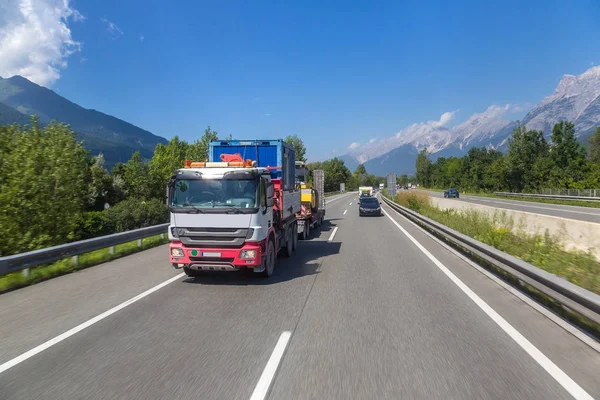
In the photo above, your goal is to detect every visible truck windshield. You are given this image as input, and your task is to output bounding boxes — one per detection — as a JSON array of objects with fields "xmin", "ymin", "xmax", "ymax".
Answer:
[{"xmin": 171, "ymin": 179, "xmax": 258, "ymax": 209}]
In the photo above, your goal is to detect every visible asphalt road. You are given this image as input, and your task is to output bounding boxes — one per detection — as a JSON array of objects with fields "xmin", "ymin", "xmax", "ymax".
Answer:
[
  {"xmin": 1, "ymin": 192, "xmax": 599, "ymax": 399},
  {"xmin": 427, "ymin": 190, "xmax": 600, "ymax": 224}
]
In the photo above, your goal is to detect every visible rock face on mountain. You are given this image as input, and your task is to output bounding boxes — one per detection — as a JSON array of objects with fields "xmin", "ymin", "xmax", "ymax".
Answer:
[
  {"xmin": 0, "ymin": 75, "xmax": 167, "ymax": 167},
  {"xmin": 340, "ymin": 66, "xmax": 600, "ymax": 176},
  {"xmin": 521, "ymin": 66, "xmax": 600, "ymax": 139}
]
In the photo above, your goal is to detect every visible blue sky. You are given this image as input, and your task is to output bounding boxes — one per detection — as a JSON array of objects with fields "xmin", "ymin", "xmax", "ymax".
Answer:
[{"xmin": 1, "ymin": 0, "xmax": 599, "ymax": 160}]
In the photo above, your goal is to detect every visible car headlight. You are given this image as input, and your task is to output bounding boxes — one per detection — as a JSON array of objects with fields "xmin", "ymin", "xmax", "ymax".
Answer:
[
  {"xmin": 171, "ymin": 248, "xmax": 184, "ymax": 257},
  {"xmin": 240, "ymin": 250, "xmax": 257, "ymax": 259}
]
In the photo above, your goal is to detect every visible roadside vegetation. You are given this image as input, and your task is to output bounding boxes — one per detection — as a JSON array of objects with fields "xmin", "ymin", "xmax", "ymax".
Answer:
[
  {"xmin": 394, "ymin": 191, "xmax": 600, "ymax": 295},
  {"xmin": 0, "ymin": 234, "xmax": 169, "ymax": 293},
  {"xmin": 416, "ymin": 122, "xmax": 600, "ymax": 196}
]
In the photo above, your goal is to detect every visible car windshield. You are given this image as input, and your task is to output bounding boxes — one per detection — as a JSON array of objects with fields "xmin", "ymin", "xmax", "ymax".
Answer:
[
  {"xmin": 171, "ymin": 178, "xmax": 258, "ymax": 208},
  {"xmin": 360, "ymin": 198, "xmax": 379, "ymax": 208}
]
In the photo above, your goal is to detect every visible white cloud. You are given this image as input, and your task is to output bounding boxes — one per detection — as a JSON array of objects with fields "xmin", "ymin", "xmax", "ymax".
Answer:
[
  {"xmin": 368, "ymin": 138, "xmax": 376, "ymax": 144},
  {"xmin": 101, "ymin": 17, "xmax": 123, "ymax": 37},
  {"xmin": 348, "ymin": 142, "xmax": 360, "ymax": 149},
  {"xmin": 0, "ymin": 0, "xmax": 83, "ymax": 86}
]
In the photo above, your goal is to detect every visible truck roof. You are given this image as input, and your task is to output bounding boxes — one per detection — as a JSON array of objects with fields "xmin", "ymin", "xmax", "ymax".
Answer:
[{"xmin": 175, "ymin": 166, "xmax": 271, "ymax": 178}]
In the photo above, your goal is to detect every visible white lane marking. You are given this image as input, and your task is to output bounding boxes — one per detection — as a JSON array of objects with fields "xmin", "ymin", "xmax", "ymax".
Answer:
[
  {"xmin": 349, "ymin": 202, "xmax": 353, "ymax": 206},
  {"xmin": 382, "ymin": 210, "xmax": 594, "ymax": 400},
  {"xmin": 384, "ymin": 207, "xmax": 600, "ymax": 353},
  {"xmin": 343, "ymin": 209, "xmax": 347, "ymax": 215},
  {"xmin": 249, "ymin": 331, "xmax": 292, "ymax": 400},
  {"xmin": 0, "ymin": 273, "xmax": 185, "ymax": 375},
  {"xmin": 473, "ymin": 198, "xmax": 600, "ymax": 217},
  {"xmin": 328, "ymin": 227, "xmax": 339, "ymax": 242}
]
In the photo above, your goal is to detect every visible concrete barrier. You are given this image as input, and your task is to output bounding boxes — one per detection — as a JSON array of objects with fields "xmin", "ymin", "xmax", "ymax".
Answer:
[{"xmin": 430, "ymin": 197, "xmax": 600, "ymax": 259}]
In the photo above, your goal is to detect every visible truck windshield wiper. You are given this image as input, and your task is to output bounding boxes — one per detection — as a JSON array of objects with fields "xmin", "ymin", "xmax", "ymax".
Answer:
[
  {"xmin": 212, "ymin": 203, "xmax": 245, "ymax": 213},
  {"xmin": 180, "ymin": 204, "xmax": 205, "ymax": 213}
]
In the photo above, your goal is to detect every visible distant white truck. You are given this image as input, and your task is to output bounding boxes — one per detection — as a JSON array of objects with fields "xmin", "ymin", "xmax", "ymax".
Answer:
[{"xmin": 379, "ymin": 183, "xmax": 384, "ymax": 190}]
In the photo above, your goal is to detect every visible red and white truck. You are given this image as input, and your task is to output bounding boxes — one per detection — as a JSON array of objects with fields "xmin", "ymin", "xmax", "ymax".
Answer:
[{"xmin": 167, "ymin": 139, "xmax": 301, "ymax": 277}]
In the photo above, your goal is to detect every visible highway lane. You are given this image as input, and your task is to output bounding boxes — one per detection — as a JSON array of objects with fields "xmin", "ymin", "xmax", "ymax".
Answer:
[
  {"xmin": 427, "ymin": 190, "xmax": 600, "ymax": 224},
  {"xmin": 1, "ymin": 191, "xmax": 599, "ymax": 399}
]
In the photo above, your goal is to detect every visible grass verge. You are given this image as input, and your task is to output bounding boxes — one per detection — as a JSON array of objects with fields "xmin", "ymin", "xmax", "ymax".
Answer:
[
  {"xmin": 0, "ymin": 233, "xmax": 169, "ymax": 294},
  {"xmin": 395, "ymin": 191, "xmax": 600, "ymax": 295}
]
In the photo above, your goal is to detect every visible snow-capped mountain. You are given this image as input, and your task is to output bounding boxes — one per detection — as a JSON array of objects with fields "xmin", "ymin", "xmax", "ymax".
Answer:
[
  {"xmin": 521, "ymin": 66, "xmax": 600, "ymax": 138},
  {"xmin": 341, "ymin": 65, "xmax": 600, "ymax": 176}
]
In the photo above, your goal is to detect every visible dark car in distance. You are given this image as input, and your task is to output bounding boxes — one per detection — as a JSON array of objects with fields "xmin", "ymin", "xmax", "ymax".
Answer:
[
  {"xmin": 359, "ymin": 197, "xmax": 382, "ymax": 216},
  {"xmin": 444, "ymin": 188, "xmax": 459, "ymax": 198}
]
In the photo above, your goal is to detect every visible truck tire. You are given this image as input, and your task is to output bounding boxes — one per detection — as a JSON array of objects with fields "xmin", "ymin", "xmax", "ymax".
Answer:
[
  {"xmin": 292, "ymin": 222, "xmax": 298, "ymax": 251},
  {"xmin": 183, "ymin": 267, "xmax": 199, "ymax": 278},
  {"xmin": 262, "ymin": 239, "xmax": 276, "ymax": 277},
  {"xmin": 302, "ymin": 224, "xmax": 310, "ymax": 240},
  {"xmin": 282, "ymin": 225, "xmax": 293, "ymax": 257}
]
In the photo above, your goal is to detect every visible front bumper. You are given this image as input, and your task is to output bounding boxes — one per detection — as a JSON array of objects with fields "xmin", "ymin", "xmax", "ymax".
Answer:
[
  {"xmin": 169, "ymin": 241, "xmax": 263, "ymax": 270},
  {"xmin": 359, "ymin": 209, "xmax": 382, "ymax": 216}
]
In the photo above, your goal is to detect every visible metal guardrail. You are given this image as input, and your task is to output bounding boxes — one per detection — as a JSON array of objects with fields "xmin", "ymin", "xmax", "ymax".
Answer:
[
  {"xmin": 381, "ymin": 195, "xmax": 600, "ymax": 326},
  {"xmin": 495, "ymin": 192, "xmax": 600, "ymax": 201},
  {"xmin": 0, "ymin": 223, "xmax": 169, "ymax": 277}
]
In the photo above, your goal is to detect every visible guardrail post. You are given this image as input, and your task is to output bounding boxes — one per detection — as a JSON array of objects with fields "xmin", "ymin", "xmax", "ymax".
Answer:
[
  {"xmin": 72, "ymin": 255, "xmax": 79, "ymax": 267},
  {"xmin": 109, "ymin": 246, "xmax": 115, "ymax": 255},
  {"xmin": 160, "ymin": 233, "xmax": 165, "ymax": 240},
  {"xmin": 137, "ymin": 239, "xmax": 143, "ymax": 248},
  {"xmin": 22, "ymin": 268, "xmax": 29, "ymax": 277}
]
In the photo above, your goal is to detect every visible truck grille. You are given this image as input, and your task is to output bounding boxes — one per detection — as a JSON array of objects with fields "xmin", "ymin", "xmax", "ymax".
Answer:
[{"xmin": 177, "ymin": 227, "xmax": 249, "ymax": 248}]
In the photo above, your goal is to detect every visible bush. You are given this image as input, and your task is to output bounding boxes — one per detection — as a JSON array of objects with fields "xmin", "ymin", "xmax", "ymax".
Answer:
[
  {"xmin": 396, "ymin": 191, "xmax": 431, "ymax": 212},
  {"xmin": 74, "ymin": 211, "xmax": 116, "ymax": 240},
  {"xmin": 105, "ymin": 198, "xmax": 169, "ymax": 232}
]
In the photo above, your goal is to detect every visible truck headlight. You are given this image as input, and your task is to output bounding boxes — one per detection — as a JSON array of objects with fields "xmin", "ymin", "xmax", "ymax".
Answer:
[
  {"xmin": 240, "ymin": 250, "xmax": 256, "ymax": 259},
  {"xmin": 171, "ymin": 248, "xmax": 184, "ymax": 257}
]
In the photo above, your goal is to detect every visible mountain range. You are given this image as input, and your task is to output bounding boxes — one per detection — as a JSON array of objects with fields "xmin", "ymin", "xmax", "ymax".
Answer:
[
  {"xmin": 0, "ymin": 75, "xmax": 167, "ymax": 167},
  {"xmin": 341, "ymin": 66, "xmax": 600, "ymax": 176}
]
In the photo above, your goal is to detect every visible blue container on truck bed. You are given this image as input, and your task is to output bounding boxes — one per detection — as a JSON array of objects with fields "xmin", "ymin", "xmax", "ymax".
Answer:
[{"xmin": 209, "ymin": 139, "xmax": 296, "ymax": 191}]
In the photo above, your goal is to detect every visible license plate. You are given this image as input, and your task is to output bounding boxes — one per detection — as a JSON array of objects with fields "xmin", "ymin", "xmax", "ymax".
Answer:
[{"xmin": 201, "ymin": 252, "xmax": 221, "ymax": 257}]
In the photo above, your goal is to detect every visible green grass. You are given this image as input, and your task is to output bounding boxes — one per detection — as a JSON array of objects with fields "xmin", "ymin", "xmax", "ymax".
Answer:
[
  {"xmin": 422, "ymin": 187, "xmax": 600, "ymax": 209},
  {"xmin": 0, "ymin": 234, "xmax": 169, "ymax": 293},
  {"xmin": 395, "ymin": 192, "xmax": 600, "ymax": 295}
]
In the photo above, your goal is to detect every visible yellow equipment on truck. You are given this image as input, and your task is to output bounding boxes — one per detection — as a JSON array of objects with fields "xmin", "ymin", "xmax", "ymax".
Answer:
[{"xmin": 295, "ymin": 161, "xmax": 325, "ymax": 240}]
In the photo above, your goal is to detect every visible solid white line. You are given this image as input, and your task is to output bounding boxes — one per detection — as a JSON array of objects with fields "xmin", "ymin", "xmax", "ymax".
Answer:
[
  {"xmin": 328, "ymin": 227, "xmax": 339, "ymax": 242},
  {"xmin": 249, "ymin": 331, "xmax": 292, "ymax": 400},
  {"xmin": 343, "ymin": 209, "xmax": 347, "ymax": 215},
  {"xmin": 0, "ymin": 272, "xmax": 185, "ymax": 375},
  {"xmin": 382, "ymin": 211, "xmax": 594, "ymax": 400},
  {"xmin": 475, "ymin": 199, "xmax": 599, "ymax": 217}
]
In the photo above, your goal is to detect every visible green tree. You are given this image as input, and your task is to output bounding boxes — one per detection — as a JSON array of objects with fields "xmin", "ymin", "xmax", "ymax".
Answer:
[
  {"xmin": 123, "ymin": 151, "xmax": 151, "ymax": 199},
  {"xmin": 548, "ymin": 121, "xmax": 588, "ymax": 188},
  {"xmin": 506, "ymin": 124, "xmax": 549, "ymax": 192},
  {"xmin": 148, "ymin": 136, "xmax": 189, "ymax": 199},
  {"xmin": 588, "ymin": 127, "xmax": 600, "ymax": 164},
  {"xmin": 188, "ymin": 125, "xmax": 218, "ymax": 161},
  {"xmin": 415, "ymin": 149, "xmax": 432, "ymax": 187},
  {"xmin": 284, "ymin": 135, "xmax": 307, "ymax": 162},
  {"xmin": 321, "ymin": 157, "xmax": 352, "ymax": 192},
  {"xmin": 0, "ymin": 119, "xmax": 89, "ymax": 255},
  {"xmin": 354, "ymin": 164, "xmax": 367, "ymax": 175},
  {"xmin": 87, "ymin": 153, "xmax": 116, "ymax": 210}
]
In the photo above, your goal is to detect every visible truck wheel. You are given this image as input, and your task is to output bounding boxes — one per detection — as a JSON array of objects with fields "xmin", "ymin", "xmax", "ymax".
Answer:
[
  {"xmin": 303, "ymin": 224, "xmax": 310, "ymax": 240},
  {"xmin": 283, "ymin": 225, "xmax": 293, "ymax": 257},
  {"xmin": 262, "ymin": 240, "xmax": 276, "ymax": 277},
  {"xmin": 183, "ymin": 267, "xmax": 199, "ymax": 278},
  {"xmin": 292, "ymin": 223, "xmax": 298, "ymax": 251}
]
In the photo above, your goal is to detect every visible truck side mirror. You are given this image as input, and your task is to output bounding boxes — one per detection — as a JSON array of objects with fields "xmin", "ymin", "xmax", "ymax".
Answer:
[{"xmin": 266, "ymin": 182, "xmax": 274, "ymax": 207}]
